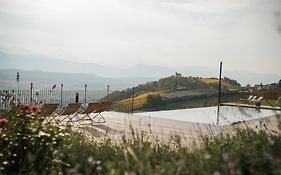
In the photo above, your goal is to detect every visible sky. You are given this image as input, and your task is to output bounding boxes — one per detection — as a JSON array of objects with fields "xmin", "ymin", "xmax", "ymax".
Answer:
[{"xmin": 0, "ymin": 0, "xmax": 281, "ymax": 75}]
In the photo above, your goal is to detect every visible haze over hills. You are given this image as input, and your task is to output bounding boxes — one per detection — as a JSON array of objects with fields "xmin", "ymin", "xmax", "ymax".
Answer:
[
  {"xmin": 0, "ymin": 51, "xmax": 280, "ymax": 88},
  {"xmin": 0, "ymin": 69, "xmax": 158, "ymax": 90}
]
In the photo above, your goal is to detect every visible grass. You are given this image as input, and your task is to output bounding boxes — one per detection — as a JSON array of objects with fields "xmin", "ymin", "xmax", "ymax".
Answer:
[
  {"xmin": 112, "ymin": 91, "xmax": 163, "ymax": 112},
  {"xmin": 1, "ymin": 106, "xmax": 281, "ymax": 174},
  {"xmin": 59, "ymin": 125, "xmax": 281, "ymax": 175},
  {"xmin": 261, "ymin": 99, "xmax": 281, "ymax": 107},
  {"xmin": 200, "ymin": 78, "xmax": 233, "ymax": 88}
]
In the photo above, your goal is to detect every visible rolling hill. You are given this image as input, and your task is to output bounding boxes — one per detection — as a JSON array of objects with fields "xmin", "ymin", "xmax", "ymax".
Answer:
[{"xmin": 107, "ymin": 75, "xmax": 243, "ymax": 112}]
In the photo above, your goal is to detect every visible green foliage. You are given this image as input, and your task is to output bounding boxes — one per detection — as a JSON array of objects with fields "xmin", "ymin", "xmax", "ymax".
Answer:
[
  {"xmin": 195, "ymin": 129, "xmax": 274, "ymax": 175},
  {"xmin": 59, "ymin": 127, "xmax": 281, "ymax": 175},
  {"xmin": 143, "ymin": 95, "xmax": 165, "ymax": 110},
  {"xmin": 0, "ymin": 105, "xmax": 71, "ymax": 174},
  {"xmin": 223, "ymin": 77, "xmax": 241, "ymax": 87},
  {"xmin": 1, "ymin": 106, "xmax": 281, "ymax": 174}
]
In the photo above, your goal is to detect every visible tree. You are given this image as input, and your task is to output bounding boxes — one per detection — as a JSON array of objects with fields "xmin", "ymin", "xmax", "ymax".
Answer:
[{"xmin": 144, "ymin": 95, "xmax": 164, "ymax": 109}]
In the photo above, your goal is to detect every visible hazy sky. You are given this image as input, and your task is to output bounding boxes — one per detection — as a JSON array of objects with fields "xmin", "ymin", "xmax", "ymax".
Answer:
[{"xmin": 0, "ymin": 0, "xmax": 281, "ymax": 75}]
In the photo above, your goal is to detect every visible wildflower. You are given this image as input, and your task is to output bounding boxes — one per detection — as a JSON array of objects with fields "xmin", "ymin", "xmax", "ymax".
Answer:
[
  {"xmin": 39, "ymin": 130, "xmax": 51, "ymax": 137},
  {"xmin": 0, "ymin": 118, "xmax": 9, "ymax": 126},
  {"xmin": 20, "ymin": 104, "xmax": 30, "ymax": 111},
  {"xmin": 204, "ymin": 153, "xmax": 211, "ymax": 160},
  {"xmin": 87, "ymin": 156, "xmax": 94, "ymax": 163},
  {"xmin": 31, "ymin": 105, "xmax": 41, "ymax": 113}
]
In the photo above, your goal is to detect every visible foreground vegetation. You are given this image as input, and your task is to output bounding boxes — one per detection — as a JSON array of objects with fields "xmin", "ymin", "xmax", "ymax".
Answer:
[{"xmin": 1, "ymin": 105, "xmax": 281, "ymax": 174}]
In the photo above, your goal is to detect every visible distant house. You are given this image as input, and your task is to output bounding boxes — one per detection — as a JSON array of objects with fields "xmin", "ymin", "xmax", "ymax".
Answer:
[{"xmin": 253, "ymin": 84, "xmax": 271, "ymax": 91}]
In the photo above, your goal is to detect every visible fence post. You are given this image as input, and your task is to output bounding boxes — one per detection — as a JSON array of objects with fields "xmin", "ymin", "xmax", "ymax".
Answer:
[
  {"xmin": 131, "ymin": 87, "xmax": 135, "ymax": 114},
  {"xmin": 30, "ymin": 83, "xmax": 33, "ymax": 105},
  {"xmin": 60, "ymin": 84, "xmax": 63, "ymax": 106},
  {"xmin": 84, "ymin": 84, "xmax": 87, "ymax": 106},
  {"xmin": 217, "ymin": 61, "xmax": 223, "ymax": 126},
  {"xmin": 16, "ymin": 72, "xmax": 20, "ymax": 105},
  {"xmin": 75, "ymin": 92, "xmax": 79, "ymax": 103},
  {"xmin": 107, "ymin": 85, "xmax": 110, "ymax": 102}
]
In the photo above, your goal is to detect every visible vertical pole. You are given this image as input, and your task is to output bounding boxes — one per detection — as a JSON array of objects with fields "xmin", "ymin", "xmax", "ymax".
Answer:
[
  {"xmin": 107, "ymin": 85, "xmax": 110, "ymax": 102},
  {"xmin": 84, "ymin": 84, "xmax": 87, "ymax": 106},
  {"xmin": 218, "ymin": 61, "xmax": 223, "ymax": 105},
  {"xmin": 16, "ymin": 72, "xmax": 19, "ymax": 105},
  {"xmin": 30, "ymin": 83, "xmax": 33, "ymax": 105},
  {"xmin": 75, "ymin": 92, "xmax": 79, "ymax": 103},
  {"xmin": 131, "ymin": 87, "xmax": 135, "ymax": 114},
  {"xmin": 60, "ymin": 84, "xmax": 63, "ymax": 106},
  {"xmin": 217, "ymin": 61, "xmax": 223, "ymax": 126}
]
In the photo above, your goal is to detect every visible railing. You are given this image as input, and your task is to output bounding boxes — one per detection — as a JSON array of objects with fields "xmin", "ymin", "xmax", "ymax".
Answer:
[
  {"xmin": 0, "ymin": 89, "xmax": 110, "ymax": 111},
  {"xmin": 0, "ymin": 87, "xmax": 137, "ymax": 115},
  {"xmin": 1, "ymin": 88, "xmax": 280, "ymax": 116}
]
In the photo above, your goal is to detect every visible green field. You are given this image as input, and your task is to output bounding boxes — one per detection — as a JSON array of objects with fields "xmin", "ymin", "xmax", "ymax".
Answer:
[{"xmin": 162, "ymin": 89, "xmax": 217, "ymax": 99}]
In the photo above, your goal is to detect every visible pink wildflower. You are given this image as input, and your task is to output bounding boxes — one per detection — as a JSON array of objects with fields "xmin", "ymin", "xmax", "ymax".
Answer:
[
  {"xmin": 0, "ymin": 118, "xmax": 9, "ymax": 126},
  {"xmin": 20, "ymin": 104, "xmax": 30, "ymax": 111},
  {"xmin": 31, "ymin": 105, "xmax": 39, "ymax": 112}
]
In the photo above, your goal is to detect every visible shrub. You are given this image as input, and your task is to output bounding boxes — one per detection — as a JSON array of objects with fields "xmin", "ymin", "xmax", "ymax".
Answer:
[{"xmin": 0, "ymin": 104, "xmax": 71, "ymax": 174}]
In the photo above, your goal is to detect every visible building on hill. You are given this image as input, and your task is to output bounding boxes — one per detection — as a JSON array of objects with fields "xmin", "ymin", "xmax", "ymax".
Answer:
[{"xmin": 175, "ymin": 72, "xmax": 182, "ymax": 77}]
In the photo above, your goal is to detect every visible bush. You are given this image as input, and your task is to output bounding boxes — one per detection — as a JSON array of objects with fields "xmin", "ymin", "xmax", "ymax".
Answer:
[{"xmin": 0, "ymin": 104, "xmax": 71, "ymax": 174}]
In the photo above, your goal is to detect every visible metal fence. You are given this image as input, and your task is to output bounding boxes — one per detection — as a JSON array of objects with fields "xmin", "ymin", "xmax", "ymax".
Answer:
[
  {"xmin": 0, "ymin": 89, "xmax": 110, "ymax": 110},
  {"xmin": 1, "ymin": 88, "xmax": 280, "ymax": 115},
  {"xmin": 0, "ymin": 87, "xmax": 137, "ymax": 114}
]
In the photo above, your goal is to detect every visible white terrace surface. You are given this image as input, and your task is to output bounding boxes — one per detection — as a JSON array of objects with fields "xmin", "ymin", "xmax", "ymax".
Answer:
[{"xmin": 70, "ymin": 108, "xmax": 281, "ymax": 145}]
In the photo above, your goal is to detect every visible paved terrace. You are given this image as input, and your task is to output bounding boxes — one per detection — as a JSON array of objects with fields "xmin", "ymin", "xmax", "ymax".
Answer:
[{"xmin": 70, "ymin": 111, "xmax": 281, "ymax": 146}]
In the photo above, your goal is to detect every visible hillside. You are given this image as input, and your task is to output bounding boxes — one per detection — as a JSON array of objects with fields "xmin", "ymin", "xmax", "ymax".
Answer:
[
  {"xmin": 108, "ymin": 75, "xmax": 240, "ymax": 100},
  {"xmin": 108, "ymin": 75, "xmax": 242, "ymax": 112}
]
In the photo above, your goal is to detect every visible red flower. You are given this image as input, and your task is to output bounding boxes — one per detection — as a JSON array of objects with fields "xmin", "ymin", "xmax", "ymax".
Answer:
[
  {"xmin": 0, "ymin": 118, "xmax": 9, "ymax": 126},
  {"xmin": 31, "ymin": 105, "xmax": 39, "ymax": 112},
  {"xmin": 20, "ymin": 104, "xmax": 30, "ymax": 111}
]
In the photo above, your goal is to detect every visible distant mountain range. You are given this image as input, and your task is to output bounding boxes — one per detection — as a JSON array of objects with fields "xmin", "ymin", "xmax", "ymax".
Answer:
[
  {"xmin": 0, "ymin": 69, "xmax": 158, "ymax": 90},
  {"xmin": 0, "ymin": 50, "xmax": 280, "ymax": 89}
]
